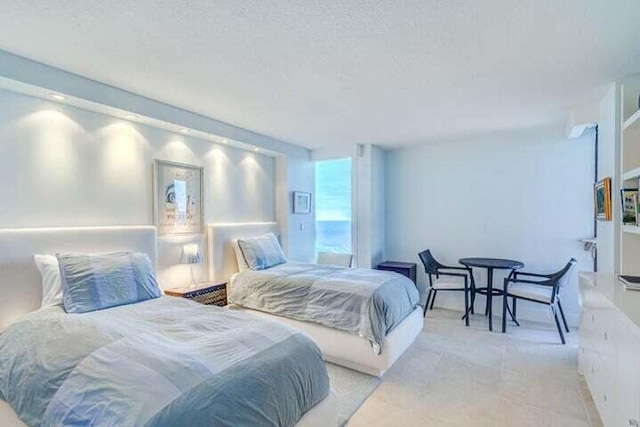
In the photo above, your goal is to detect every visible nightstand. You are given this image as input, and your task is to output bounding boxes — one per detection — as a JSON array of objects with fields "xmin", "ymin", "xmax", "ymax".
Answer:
[
  {"xmin": 164, "ymin": 281, "xmax": 228, "ymax": 306},
  {"xmin": 376, "ymin": 261, "xmax": 417, "ymax": 285}
]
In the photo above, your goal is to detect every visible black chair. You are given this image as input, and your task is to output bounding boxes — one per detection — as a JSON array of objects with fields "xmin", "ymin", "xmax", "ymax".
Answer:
[
  {"xmin": 418, "ymin": 250, "xmax": 472, "ymax": 326},
  {"xmin": 501, "ymin": 258, "xmax": 577, "ymax": 344}
]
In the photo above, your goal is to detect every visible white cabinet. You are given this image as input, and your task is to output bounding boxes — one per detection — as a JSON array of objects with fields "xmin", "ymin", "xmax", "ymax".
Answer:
[
  {"xmin": 579, "ymin": 273, "xmax": 640, "ymax": 427},
  {"xmin": 614, "ymin": 326, "xmax": 640, "ymax": 427}
]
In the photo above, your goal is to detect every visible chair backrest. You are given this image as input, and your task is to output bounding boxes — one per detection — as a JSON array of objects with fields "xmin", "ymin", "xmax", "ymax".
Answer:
[
  {"xmin": 418, "ymin": 249, "xmax": 440, "ymax": 274},
  {"xmin": 317, "ymin": 251, "xmax": 353, "ymax": 268},
  {"xmin": 552, "ymin": 257, "xmax": 577, "ymax": 298}
]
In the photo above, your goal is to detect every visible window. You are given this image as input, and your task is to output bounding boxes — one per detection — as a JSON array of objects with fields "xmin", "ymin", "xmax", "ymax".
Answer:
[{"xmin": 315, "ymin": 157, "xmax": 352, "ymax": 254}]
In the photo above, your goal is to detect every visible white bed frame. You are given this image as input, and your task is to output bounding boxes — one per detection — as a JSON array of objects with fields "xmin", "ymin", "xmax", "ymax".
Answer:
[
  {"xmin": 208, "ymin": 222, "xmax": 424, "ymax": 377},
  {"xmin": 0, "ymin": 225, "xmax": 335, "ymax": 427},
  {"xmin": 0, "ymin": 226, "xmax": 158, "ymax": 331}
]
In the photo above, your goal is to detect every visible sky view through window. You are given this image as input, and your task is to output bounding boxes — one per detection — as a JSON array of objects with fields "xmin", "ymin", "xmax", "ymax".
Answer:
[{"xmin": 315, "ymin": 157, "xmax": 352, "ymax": 253}]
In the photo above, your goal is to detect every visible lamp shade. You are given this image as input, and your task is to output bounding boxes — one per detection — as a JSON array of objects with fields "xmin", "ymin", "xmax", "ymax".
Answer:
[{"xmin": 181, "ymin": 244, "xmax": 201, "ymax": 264}]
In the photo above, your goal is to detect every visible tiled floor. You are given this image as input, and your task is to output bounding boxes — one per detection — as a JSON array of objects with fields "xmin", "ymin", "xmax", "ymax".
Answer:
[{"xmin": 349, "ymin": 308, "xmax": 603, "ymax": 427}]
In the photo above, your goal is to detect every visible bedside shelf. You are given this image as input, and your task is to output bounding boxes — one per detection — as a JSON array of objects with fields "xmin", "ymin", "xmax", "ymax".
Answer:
[
  {"xmin": 623, "ymin": 167, "xmax": 640, "ymax": 181},
  {"xmin": 622, "ymin": 225, "xmax": 640, "ymax": 235},
  {"xmin": 624, "ymin": 110, "xmax": 640, "ymax": 131}
]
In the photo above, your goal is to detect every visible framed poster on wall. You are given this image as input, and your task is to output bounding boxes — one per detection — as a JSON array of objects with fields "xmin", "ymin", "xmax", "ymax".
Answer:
[
  {"xmin": 621, "ymin": 188, "xmax": 639, "ymax": 225},
  {"xmin": 293, "ymin": 191, "xmax": 312, "ymax": 214},
  {"xmin": 153, "ymin": 160, "xmax": 204, "ymax": 235},
  {"xmin": 594, "ymin": 177, "xmax": 612, "ymax": 221}
]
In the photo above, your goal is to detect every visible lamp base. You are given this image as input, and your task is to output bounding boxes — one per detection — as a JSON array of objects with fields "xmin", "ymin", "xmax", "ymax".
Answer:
[{"xmin": 187, "ymin": 265, "xmax": 198, "ymax": 288}]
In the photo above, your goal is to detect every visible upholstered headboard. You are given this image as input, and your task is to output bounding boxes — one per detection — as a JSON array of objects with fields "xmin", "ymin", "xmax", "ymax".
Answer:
[
  {"xmin": 0, "ymin": 226, "xmax": 157, "ymax": 330},
  {"xmin": 207, "ymin": 222, "xmax": 279, "ymax": 281}
]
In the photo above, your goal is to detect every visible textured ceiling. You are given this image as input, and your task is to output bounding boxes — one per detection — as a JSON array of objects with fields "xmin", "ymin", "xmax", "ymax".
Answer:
[{"xmin": 0, "ymin": 0, "xmax": 638, "ymax": 149}]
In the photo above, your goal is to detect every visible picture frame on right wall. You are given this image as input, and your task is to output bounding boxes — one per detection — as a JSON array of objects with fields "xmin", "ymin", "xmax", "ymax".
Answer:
[
  {"xmin": 293, "ymin": 191, "xmax": 312, "ymax": 214},
  {"xmin": 621, "ymin": 188, "xmax": 639, "ymax": 225},
  {"xmin": 594, "ymin": 177, "xmax": 612, "ymax": 221}
]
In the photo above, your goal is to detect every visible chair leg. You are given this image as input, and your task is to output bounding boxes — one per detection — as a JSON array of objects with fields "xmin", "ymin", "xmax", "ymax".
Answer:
[
  {"xmin": 423, "ymin": 289, "xmax": 433, "ymax": 317},
  {"xmin": 430, "ymin": 290, "xmax": 438, "ymax": 310},
  {"xmin": 470, "ymin": 274, "xmax": 476, "ymax": 315},
  {"xmin": 502, "ymin": 291, "xmax": 507, "ymax": 333},
  {"xmin": 506, "ymin": 300, "xmax": 520, "ymax": 327},
  {"xmin": 512, "ymin": 297, "xmax": 517, "ymax": 320},
  {"xmin": 557, "ymin": 300, "xmax": 570, "ymax": 333},
  {"xmin": 552, "ymin": 306, "xmax": 566, "ymax": 345},
  {"xmin": 469, "ymin": 286, "xmax": 476, "ymax": 315},
  {"xmin": 485, "ymin": 295, "xmax": 489, "ymax": 316},
  {"xmin": 464, "ymin": 288, "xmax": 470, "ymax": 327}
]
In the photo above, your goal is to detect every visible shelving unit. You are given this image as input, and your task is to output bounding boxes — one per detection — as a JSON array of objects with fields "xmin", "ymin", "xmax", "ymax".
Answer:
[
  {"xmin": 624, "ymin": 109, "xmax": 640, "ymax": 131},
  {"xmin": 586, "ymin": 74, "xmax": 640, "ymax": 427},
  {"xmin": 622, "ymin": 225, "xmax": 640, "ymax": 235},
  {"xmin": 619, "ymin": 76, "xmax": 640, "ymax": 276},
  {"xmin": 622, "ymin": 167, "xmax": 640, "ymax": 182}
]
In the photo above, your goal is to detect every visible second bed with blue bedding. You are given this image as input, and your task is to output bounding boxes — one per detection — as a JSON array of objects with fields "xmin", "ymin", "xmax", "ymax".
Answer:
[{"xmin": 229, "ymin": 262, "xmax": 421, "ymax": 354}]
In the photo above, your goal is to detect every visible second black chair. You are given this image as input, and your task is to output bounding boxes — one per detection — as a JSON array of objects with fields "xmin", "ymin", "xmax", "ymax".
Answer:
[
  {"xmin": 501, "ymin": 258, "xmax": 577, "ymax": 344},
  {"xmin": 418, "ymin": 249, "xmax": 472, "ymax": 326}
]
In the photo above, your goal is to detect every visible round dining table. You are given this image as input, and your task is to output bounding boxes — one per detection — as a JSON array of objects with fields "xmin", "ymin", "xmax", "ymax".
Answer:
[{"xmin": 458, "ymin": 257, "xmax": 524, "ymax": 331}]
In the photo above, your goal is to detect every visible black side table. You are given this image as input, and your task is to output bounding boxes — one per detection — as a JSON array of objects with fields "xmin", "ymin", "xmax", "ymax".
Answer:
[{"xmin": 377, "ymin": 261, "xmax": 417, "ymax": 285}]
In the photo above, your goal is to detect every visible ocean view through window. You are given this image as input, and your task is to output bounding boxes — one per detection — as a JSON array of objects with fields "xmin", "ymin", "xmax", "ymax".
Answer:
[{"xmin": 315, "ymin": 157, "xmax": 352, "ymax": 254}]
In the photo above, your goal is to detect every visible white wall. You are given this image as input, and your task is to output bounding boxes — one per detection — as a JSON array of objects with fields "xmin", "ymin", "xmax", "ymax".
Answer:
[
  {"xmin": 597, "ymin": 83, "xmax": 620, "ymax": 273},
  {"xmin": 355, "ymin": 145, "xmax": 386, "ymax": 268},
  {"xmin": 355, "ymin": 147, "xmax": 372, "ymax": 268},
  {"xmin": 370, "ymin": 145, "xmax": 386, "ymax": 267},
  {"xmin": 385, "ymin": 128, "xmax": 594, "ymax": 326},
  {"xmin": 0, "ymin": 89, "xmax": 276, "ymax": 287},
  {"xmin": 275, "ymin": 156, "xmax": 316, "ymax": 263}
]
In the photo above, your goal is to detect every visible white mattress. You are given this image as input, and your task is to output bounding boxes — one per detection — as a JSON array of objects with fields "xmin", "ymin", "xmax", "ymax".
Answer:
[{"xmin": 229, "ymin": 304, "xmax": 424, "ymax": 377}]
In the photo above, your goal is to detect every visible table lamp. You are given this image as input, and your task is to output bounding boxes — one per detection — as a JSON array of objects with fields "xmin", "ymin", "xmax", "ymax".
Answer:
[{"xmin": 181, "ymin": 244, "xmax": 201, "ymax": 287}]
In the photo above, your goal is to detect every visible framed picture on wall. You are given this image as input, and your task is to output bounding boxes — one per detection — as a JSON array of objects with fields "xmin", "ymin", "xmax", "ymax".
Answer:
[
  {"xmin": 293, "ymin": 191, "xmax": 312, "ymax": 214},
  {"xmin": 594, "ymin": 177, "xmax": 612, "ymax": 221},
  {"xmin": 153, "ymin": 160, "xmax": 204, "ymax": 235},
  {"xmin": 621, "ymin": 188, "xmax": 639, "ymax": 225}
]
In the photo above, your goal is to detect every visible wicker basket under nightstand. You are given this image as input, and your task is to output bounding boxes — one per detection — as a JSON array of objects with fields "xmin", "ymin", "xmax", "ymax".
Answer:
[{"xmin": 164, "ymin": 281, "xmax": 228, "ymax": 307}]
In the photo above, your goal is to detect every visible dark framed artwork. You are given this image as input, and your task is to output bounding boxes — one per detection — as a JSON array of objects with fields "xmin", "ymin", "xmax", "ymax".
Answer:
[
  {"xmin": 594, "ymin": 177, "xmax": 612, "ymax": 221},
  {"xmin": 621, "ymin": 188, "xmax": 639, "ymax": 225},
  {"xmin": 293, "ymin": 191, "xmax": 312, "ymax": 214},
  {"xmin": 153, "ymin": 160, "xmax": 204, "ymax": 235}
]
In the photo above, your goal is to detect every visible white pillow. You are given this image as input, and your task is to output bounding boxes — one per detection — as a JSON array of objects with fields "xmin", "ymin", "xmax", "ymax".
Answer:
[
  {"xmin": 34, "ymin": 254, "xmax": 63, "ymax": 308},
  {"xmin": 232, "ymin": 239, "xmax": 250, "ymax": 271},
  {"xmin": 237, "ymin": 233, "xmax": 287, "ymax": 270}
]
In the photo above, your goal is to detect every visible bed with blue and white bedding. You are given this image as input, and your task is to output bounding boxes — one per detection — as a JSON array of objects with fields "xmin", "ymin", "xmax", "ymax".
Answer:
[
  {"xmin": 229, "ymin": 262, "xmax": 421, "ymax": 354},
  {"xmin": 0, "ymin": 297, "xmax": 330, "ymax": 427}
]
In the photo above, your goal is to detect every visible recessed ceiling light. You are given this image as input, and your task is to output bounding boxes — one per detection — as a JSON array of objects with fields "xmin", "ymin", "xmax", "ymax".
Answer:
[
  {"xmin": 253, "ymin": 148, "xmax": 260, "ymax": 152},
  {"xmin": 125, "ymin": 113, "xmax": 138, "ymax": 120},
  {"xmin": 179, "ymin": 128, "xmax": 189, "ymax": 134},
  {"xmin": 221, "ymin": 139, "xmax": 228, "ymax": 143},
  {"xmin": 49, "ymin": 93, "xmax": 66, "ymax": 101}
]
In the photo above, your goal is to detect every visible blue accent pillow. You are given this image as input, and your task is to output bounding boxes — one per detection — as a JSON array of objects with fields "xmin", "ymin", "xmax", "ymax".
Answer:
[
  {"xmin": 57, "ymin": 252, "xmax": 161, "ymax": 314},
  {"xmin": 237, "ymin": 233, "xmax": 287, "ymax": 270}
]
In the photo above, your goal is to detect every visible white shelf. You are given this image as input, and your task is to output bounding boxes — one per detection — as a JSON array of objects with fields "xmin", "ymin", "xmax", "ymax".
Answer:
[
  {"xmin": 623, "ymin": 225, "xmax": 640, "ymax": 235},
  {"xmin": 623, "ymin": 167, "xmax": 640, "ymax": 181},
  {"xmin": 624, "ymin": 110, "xmax": 640, "ymax": 131}
]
